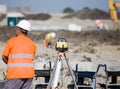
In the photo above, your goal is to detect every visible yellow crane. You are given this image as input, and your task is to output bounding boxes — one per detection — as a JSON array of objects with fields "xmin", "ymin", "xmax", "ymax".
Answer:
[{"xmin": 109, "ymin": 0, "xmax": 120, "ymax": 30}]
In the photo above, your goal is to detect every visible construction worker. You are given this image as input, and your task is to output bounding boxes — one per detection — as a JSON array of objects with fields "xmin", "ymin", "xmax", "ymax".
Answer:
[
  {"xmin": 43, "ymin": 33, "xmax": 52, "ymax": 47},
  {"xmin": 96, "ymin": 16, "xmax": 104, "ymax": 31},
  {"xmin": 2, "ymin": 20, "xmax": 37, "ymax": 89},
  {"xmin": 43, "ymin": 32, "xmax": 56, "ymax": 48}
]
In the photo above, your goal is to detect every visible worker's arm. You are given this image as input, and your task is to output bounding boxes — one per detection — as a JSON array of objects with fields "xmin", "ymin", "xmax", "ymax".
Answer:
[
  {"xmin": 2, "ymin": 41, "xmax": 10, "ymax": 64},
  {"xmin": 2, "ymin": 55, "xmax": 8, "ymax": 64}
]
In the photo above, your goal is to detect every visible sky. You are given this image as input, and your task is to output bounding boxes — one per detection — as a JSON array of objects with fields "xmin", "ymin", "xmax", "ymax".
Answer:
[{"xmin": 0, "ymin": 0, "xmax": 109, "ymax": 13}]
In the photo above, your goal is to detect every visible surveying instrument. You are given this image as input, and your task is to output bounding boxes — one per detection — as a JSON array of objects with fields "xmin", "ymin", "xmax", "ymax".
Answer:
[{"xmin": 46, "ymin": 38, "xmax": 77, "ymax": 89}]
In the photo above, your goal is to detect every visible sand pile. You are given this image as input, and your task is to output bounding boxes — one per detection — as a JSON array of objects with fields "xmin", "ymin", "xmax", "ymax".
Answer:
[
  {"xmin": 24, "ymin": 13, "xmax": 51, "ymax": 20},
  {"xmin": 1, "ymin": 26, "xmax": 120, "ymax": 45},
  {"xmin": 62, "ymin": 8, "xmax": 110, "ymax": 20}
]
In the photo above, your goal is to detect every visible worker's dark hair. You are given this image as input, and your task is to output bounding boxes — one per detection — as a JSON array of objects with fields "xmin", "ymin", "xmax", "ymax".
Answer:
[{"xmin": 18, "ymin": 27, "xmax": 28, "ymax": 35}]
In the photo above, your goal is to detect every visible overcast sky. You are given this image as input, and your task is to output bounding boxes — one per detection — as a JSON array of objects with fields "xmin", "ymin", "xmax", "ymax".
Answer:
[{"xmin": 0, "ymin": 0, "xmax": 109, "ymax": 13}]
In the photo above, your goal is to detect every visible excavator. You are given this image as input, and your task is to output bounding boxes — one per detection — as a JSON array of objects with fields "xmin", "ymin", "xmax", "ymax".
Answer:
[{"xmin": 109, "ymin": 0, "xmax": 120, "ymax": 30}]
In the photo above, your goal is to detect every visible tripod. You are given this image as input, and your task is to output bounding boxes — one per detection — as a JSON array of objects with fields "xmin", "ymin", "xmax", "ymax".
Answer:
[{"xmin": 46, "ymin": 51, "xmax": 77, "ymax": 89}]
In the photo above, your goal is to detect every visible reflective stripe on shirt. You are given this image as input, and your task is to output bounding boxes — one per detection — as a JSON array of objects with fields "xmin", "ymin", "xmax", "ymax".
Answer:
[
  {"xmin": 7, "ymin": 63, "xmax": 34, "ymax": 67},
  {"xmin": 9, "ymin": 54, "xmax": 34, "ymax": 59}
]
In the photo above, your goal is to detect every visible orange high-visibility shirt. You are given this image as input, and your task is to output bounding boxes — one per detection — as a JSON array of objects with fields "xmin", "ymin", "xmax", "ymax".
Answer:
[
  {"xmin": 96, "ymin": 19, "xmax": 103, "ymax": 27},
  {"xmin": 3, "ymin": 35, "xmax": 37, "ymax": 79}
]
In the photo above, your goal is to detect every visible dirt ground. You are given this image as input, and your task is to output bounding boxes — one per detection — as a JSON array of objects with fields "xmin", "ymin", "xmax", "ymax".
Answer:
[
  {"xmin": 0, "ymin": 8, "xmax": 120, "ymax": 89},
  {"xmin": 0, "ymin": 26, "xmax": 120, "ymax": 89}
]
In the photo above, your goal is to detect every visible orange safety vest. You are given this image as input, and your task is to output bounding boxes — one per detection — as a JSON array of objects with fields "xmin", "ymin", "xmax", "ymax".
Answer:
[
  {"xmin": 96, "ymin": 19, "xmax": 102, "ymax": 27},
  {"xmin": 3, "ymin": 35, "xmax": 36, "ymax": 79}
]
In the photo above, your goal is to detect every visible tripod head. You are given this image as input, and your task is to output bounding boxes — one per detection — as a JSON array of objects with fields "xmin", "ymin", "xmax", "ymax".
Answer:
[{"xmin": 55, "ymin": 38, "xmax": 68, "ymax": 52}]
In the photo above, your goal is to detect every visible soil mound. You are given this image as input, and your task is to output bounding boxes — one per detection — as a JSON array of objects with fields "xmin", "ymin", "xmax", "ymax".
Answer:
[
  {"xmin": 63, "ymin": 8, "xmax": 111, "ymax": 20},
  {"xmin": 0, "ymin": 26, "xmax": 120, "ymax": 45},
  {"xmin": 54, "ymin": 29, "xmax": 120, "ymax": 45},
  {"xmin": 24, "ymin": 13, "xmax": 51, "ymax": 20}
]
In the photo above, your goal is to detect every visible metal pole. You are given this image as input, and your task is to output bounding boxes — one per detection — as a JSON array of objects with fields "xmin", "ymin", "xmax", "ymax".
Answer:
[{"xmin": 65, "ymin": 57, "xmax": 77, "ymax": 89}]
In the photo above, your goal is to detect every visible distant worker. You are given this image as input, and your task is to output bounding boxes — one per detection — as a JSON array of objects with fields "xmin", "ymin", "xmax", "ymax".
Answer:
[
  {"xmin": 96, "ymin": 16, "xmax": 104, "ymax": 31},
  {"xmin": 2, "ymin": 20, "xmax": 37, "ymax": 89},
  {"xmin": 43, "ymin": 32, "xmax": 56, "ymax": 48}
]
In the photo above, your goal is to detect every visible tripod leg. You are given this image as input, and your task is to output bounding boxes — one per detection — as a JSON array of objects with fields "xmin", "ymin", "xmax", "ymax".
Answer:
[
  {"xmin": 65, "ymin": 58, "xmax": 77, "ymax": 89},
  {"xmin": 47, "ymin": 60, "xmax": 58, "ymax": 88},
  {"xmin": 52, "ymin": 59, "xmax": 62, "ymax": 88}
]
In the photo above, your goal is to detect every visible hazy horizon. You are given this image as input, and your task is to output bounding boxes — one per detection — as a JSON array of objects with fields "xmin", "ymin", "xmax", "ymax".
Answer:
[{"xmin": 0, "ymin": 0, "xmax": 109, "ymax": 13}]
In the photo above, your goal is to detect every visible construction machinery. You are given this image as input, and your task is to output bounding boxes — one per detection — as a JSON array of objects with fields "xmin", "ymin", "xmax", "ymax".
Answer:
[{"xmin": 109, "ymin": 0, "xmax": 120, "ymax": 30}]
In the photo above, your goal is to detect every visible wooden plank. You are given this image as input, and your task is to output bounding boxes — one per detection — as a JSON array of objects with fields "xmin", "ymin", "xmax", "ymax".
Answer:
[
  {"xmin": 70, "ymin": 62, "xmax": 98, "ymax": 72},
  {"xmin": 104, "ymin": 62, "xmax": 120, "ymax": 72},
  {"xmin": 34, "ymin": 61, "xmax": 54, "ymax": 70}
]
